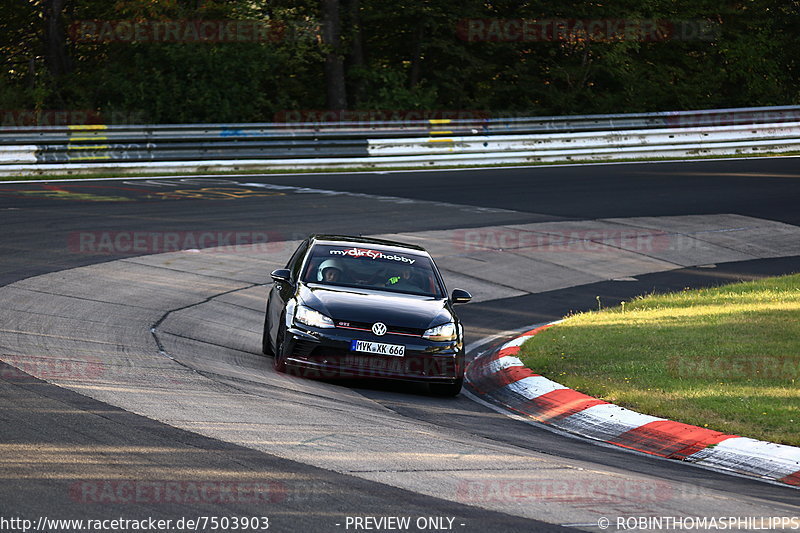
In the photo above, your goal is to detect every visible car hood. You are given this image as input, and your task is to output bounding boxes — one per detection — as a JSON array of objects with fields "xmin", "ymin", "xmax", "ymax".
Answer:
[{"xmin": 299, "ymin": 284, "xmax": 452, "ymax": 330}]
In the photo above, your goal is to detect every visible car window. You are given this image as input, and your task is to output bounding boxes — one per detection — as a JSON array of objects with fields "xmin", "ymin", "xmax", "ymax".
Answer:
[
  {"xmin": 302, "ymin": 244, "xmax": 443, "ymax": 298},
  {"xmin": 287, "ymin": 240, "xmax": 309, "ymax": 281}
]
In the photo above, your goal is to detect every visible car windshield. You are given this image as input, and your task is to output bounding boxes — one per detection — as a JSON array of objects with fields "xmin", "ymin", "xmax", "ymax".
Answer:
[{"xmin": 302, "ymin": 244, "xmax": 443, "ymax": 298}]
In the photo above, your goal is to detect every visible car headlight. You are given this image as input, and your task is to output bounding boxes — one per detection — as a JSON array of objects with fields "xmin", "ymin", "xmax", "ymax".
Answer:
[
  {"xmin": 423, "ymin": 322, "xmax": 457, "ymax": 341},
  {"xmin": 295, "ymin": 305, "xmax": 335, "ymax": 329}
]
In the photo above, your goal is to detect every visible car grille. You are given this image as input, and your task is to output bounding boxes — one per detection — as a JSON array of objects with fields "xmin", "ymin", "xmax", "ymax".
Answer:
[{"xmin": 334, "ymin": 320, "xmax": 424, "ymax": 337}]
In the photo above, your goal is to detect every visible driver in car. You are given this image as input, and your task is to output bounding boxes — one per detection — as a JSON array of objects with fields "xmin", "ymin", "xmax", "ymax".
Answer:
[
  {"xmin": 385, "ymin": 265, "xmax": 421, "ymax": 291},
  {"xmin": 317, "ymin": 258, "xmax": 345, "ymax": 283}
]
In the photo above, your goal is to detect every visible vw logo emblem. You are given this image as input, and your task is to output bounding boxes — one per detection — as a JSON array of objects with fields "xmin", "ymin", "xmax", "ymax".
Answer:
[{"xmin": 371, "ymin": 322, "xmax": 387, "ymax": 336}]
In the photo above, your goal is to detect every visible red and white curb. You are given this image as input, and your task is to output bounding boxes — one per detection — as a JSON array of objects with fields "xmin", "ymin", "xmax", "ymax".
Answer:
[{"xmin": 465, "ymin": 324, "xmax": 800, "ymax": 487}]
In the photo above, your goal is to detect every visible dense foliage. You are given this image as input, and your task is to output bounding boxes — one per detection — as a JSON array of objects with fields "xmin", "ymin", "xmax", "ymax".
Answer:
[{"xmin": 2, "ymin": 0, "xmax": 799, "ymax": 124}]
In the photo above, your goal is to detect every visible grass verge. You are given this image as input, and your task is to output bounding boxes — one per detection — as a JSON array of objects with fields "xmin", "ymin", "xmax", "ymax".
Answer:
[{"xmin": 519, "ymin": 273, "xmax": 800, "ymax": 446}]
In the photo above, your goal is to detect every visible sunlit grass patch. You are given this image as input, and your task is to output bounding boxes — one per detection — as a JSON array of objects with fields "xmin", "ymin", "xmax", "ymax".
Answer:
[{"xmin": 519, "ymin": 274, "xmax": 800, "ymax": 446}]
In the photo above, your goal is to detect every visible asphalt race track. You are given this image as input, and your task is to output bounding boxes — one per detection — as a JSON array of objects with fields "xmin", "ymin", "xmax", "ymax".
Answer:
[{"xmin": 1, "ymin": 157, "xmax": 799, "ymax": 532}]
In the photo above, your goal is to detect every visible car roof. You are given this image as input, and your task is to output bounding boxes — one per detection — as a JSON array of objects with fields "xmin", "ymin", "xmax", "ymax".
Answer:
[{"xmin": 309, "ymin": 234, "xmax": 430, "ymax": 255}]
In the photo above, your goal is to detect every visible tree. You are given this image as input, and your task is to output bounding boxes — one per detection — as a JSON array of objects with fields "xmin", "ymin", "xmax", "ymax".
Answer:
[
  {"xmin": 321, "ymin": 0, "xmax": 347, "ymax": 109},
  {"xmin": 1, "ymin": 0, "xmax": 798, "ymax": 123},
  {"xmin": 43, "ymin": 0, "xmax": 71, "ymax": 78}
]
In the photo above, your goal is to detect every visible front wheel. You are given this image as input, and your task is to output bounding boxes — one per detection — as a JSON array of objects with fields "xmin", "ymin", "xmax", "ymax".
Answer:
[
  {"xmin": 430, "ymin": 378, "xmax": 463, "ymax": 397},
  {"xmin": 273, "ymin": 319, "xmax": 288, "ymax": 373},
  {"xmin": 261, "ymin": 314, "xmax": 274, "ymax": 356}
]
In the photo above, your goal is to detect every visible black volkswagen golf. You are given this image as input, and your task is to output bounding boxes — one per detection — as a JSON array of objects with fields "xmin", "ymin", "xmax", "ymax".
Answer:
[{"xmin": 262, "ymin": 235, "xmax": 472, "ymax": 395}]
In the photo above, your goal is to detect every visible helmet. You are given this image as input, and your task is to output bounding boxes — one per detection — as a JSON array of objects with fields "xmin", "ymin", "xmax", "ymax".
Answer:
[{"xmin": 317, "ymin": 258, "xmax": 345, "ymax": 281}]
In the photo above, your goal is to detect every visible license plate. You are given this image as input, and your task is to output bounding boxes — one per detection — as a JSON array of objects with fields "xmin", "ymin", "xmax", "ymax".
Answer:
[{"xmin": 350, "ymin": 339, "xmax": 405, "ymax": 357}]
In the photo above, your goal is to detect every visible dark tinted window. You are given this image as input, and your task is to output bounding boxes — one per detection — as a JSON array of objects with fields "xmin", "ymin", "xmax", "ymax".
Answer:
[
  {"xmin": 287, "ymin": 240, "xmax": 309, "ymax": 280},
  {"xmin": 302, "ymin": 244, "xmax": 443, "ymax": 297}
]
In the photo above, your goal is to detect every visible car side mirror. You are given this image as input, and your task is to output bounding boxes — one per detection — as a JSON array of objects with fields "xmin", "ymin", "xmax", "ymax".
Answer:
[
  {"xmin": 270, "ymin": 269, "xmax": 292, "ymax": 284},
  {"xmin": 451, "ymin": 288, "xmax": 472, "ymax": 304}
]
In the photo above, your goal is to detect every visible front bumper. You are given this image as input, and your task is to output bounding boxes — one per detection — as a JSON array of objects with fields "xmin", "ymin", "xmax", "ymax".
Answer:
[{"xmin": 282, "ymin": 325, "xmax": 464, "ymax": 383}]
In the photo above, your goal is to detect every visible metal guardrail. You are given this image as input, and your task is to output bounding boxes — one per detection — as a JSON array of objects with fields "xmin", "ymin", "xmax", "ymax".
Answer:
[
  {"xmin": 368, "ymin": 122, "xmax": 800, "ymax": 155},
  {"xmin": 1, "ymin": 105, "xmax": 799, "ymax": 175}
]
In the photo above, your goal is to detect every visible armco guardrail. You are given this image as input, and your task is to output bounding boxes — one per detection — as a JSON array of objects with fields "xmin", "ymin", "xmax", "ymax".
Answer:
[
  {"xmin": 367, "ymin": 122, "xmax": 800, "ymax": 157},
  {"xmin": 1, "ymin": 105, "xmax": 799, "ymax": 176}
]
